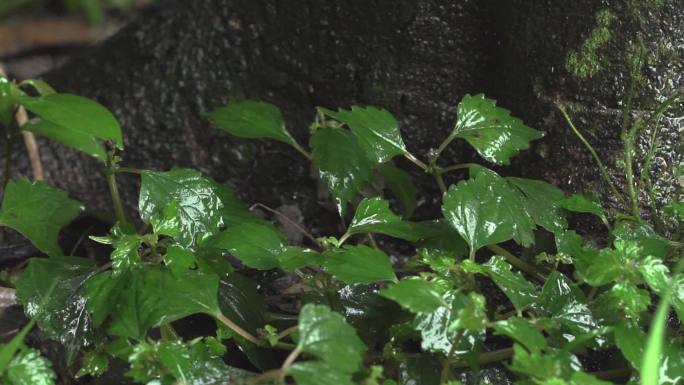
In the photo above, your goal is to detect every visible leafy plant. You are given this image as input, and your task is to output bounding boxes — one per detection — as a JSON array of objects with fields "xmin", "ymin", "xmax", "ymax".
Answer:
[{"xmin": 0, "ymin": 65, "xmax": 682, "ymax": 385}]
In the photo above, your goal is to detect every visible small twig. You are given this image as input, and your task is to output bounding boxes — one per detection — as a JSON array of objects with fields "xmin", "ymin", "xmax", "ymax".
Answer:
[
  {"xmin": 440, "ymin": 331, "xmax": 462, "ymax": 384},
  {"xmin": 215, "ymin": 313, "xmax": 295, "ymax": 351},
  {"xmin": 279, "ymin": 347, "xmax": 302, "ymax": 382},
  {"xmin": 439, "ymin": 163, "xmax": 477, "ymax": 174},
  {"xmin": 250, "ymin": 203, "xmax": 322, "ymax": 249},
  {"xmin": 275, "ymin": 325, "xmax": 298, "ymax": 341},
  {"xmin": 291, "ymin": 141, "xmax": 312, "ymax": 161},
  {"xmin": 240, "ymin": 369, "xmax": 283, "ymax": 385},
  {"xmin": 403, "ymin": 152, "xmax": 428, "ymax": 171},
  {"xmin": 450, "ymin": 347, "xmax": 514, "ymax": 369}
]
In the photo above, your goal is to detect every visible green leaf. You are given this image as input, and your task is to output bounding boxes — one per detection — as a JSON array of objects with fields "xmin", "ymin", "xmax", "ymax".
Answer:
[
  {"xmin": 451, "ymin": 94, "xmax": 543, "ymax": 165},
  {"xmin": 5, "ymin": 348, "xmax": 56, "ymax": 385},
  {"xmin": 380, "ymin": 279, "xmax": 445, "ymax": 313},
  {"xmin": 0, "ymin": 178, "xmax": 82, "ymax": 257},
  {"xmin": 442, "ymin": 169, "xmax": 535, "ymax": 254},
  {"xmin": 613, "ymin": 220, "xmax": 669, "ymax": 259},
  {"xmin": 107, "ymin": 267, "xmax": 220, "ymax": 339},
  {"xmin": 217, "ymin": 274, "xmax": 269, "ymax": 336},
  {"xmin": 609, "ymin": 281, "xmax": 650, "ymax": 319},
  {"xmin": 414, "ymin": 291, "xmax": 483, "ymax": 356},
  {"xmin": 638, "ymin": 256, "xmax": 671, "ymax": 294},
  {"xmin": 289, "ymin": 361, "xmax": 356, "ymax": 385},
  {"xmin": 18, "ymin": 79, "xmax": 56, "ymax": 96},
  {"xmin": 573, "ymin": 248, "xmax": 622, "ymax": 286},
  {"xmin": 539, "ymin": 272, "xmax": 602, "ymax": 343},
  {"xmin": 665, "ymin": 200, "xmax": 684, "ymax": 221},
  {"xmin": 75, "ymin": 351, "xmax": 108, "ymax": 379},
  {"xmin": 207, "ymin": 100, "xmax": 297, "ymax": 145},
  {"xmin": 139, "ymin": 168, "xmax": 224, "ymax": 248},
  {"xmin": 568, "ymin": 372, "xmax": 614, "ymax": 385},
  {"xmin": 378, "ymin": 163, "xmax": 417, "ymax": 217},
  {"xmin": 508, "ymin": 344, "xmax": 572, "ymax": 380},
  {"xmin": 319, "ymin": 106, "xmax": 407, "ymax": 163},
  {"xmin": 23, "ymin": 119, "xmax": 106, "ymax": 160},
  {"xmin": 311, "ymin": 127, "xmax": 373, "ymax": 214},
  {"xmin": 493, "ymin": 317, "xmax": 546, "ymax": 354},
  {"xmin": 323, "ymin": 245, "xmax": 397, "ymax": 284},
  {"xmin": 295, "ymin": 304, "xmax": 366, "ymax": 373},
  {"xmin": 163, "ymin": 244, "xmax": 197, "ymax": 274},
  {"xmin": 276, "ymin": 247, "xmax": 320, "ymax": 272},
  {"xmin": 157, "ymin": 340, "xmax": 250, "ymax": 385},
  {"xmin": 614, "ymin": 321, "xmax": 644, "ymax": 369},
  {"xmin": 0, "ymin": 76, "xmax": 16, "ymax": 127},
  {"xmin": 15, "ymin": 256, "xmax": 96, "ymax": 363},
  {"xmin": 560, "ymin": 193, "xmax": 605, "ymax": 220},
  {"xmin": 19, "ymin": 93, "xmax": 123, "ymax": 149},
  {"xmin": 109, "ymin": 231, "xmax": 143, "ymax": 275},
  {"xmin": 348, "ymin": 197, "xmax": 421, "ymax": 241},
  {"xmin": 202, "ymin": 222, "xmax": 284, "ymax": 270},
  {"xmin": 507, "ymin": 177, "xmax": 567, "ymax": 234},
  {"xmin": 482, "ymin": 256, "xmax": 538, "ymax": 311}
]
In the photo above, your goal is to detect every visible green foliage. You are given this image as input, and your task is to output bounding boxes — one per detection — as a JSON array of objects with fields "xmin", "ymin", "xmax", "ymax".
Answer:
[
  {"xmin": 0, "ymin": 178, "xmax": 82, "ymax": 257},
  {"xmin": 3, "ymin": 80, "xmax": 682, "ymax": 385}
]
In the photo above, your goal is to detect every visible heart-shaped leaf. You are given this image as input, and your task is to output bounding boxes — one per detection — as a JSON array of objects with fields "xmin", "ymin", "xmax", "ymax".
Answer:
[
  {"xmin": 380, "ymin": 279, "xmax": 445, "ymax": 313},
  {"xmin": 310, "ymin": 127, "xmax": 373, "ymax": 214},
  {"xmin": 207, "ymin": 100, "xmax": 296, "ymax": 145},
  {"xmin": 23, "ymin": 119, "xmax": 107, "ymax": 160},
  {"xmin": 201, "ymin": 222, "xmax": 285, "ymax": 270},
  {"xmin": 451, "ymin": 94, "xmax": 543, "ymax": 165},
  {"xmin": 319, "ymin": 106, "xmax": 406, "ymax": 163},
  {"xmin": 482, "ymin": 256, "xmax": 538, "ymax": 311}
]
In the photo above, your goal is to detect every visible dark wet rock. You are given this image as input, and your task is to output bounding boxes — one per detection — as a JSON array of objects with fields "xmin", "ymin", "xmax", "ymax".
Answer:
[{"xmin": 3, "ymin": 0, "xmax": 681, "ymax": 228}]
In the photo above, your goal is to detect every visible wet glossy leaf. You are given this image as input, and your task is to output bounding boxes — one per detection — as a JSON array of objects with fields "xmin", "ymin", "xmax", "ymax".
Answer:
[
  {"xmin": 295, "ymin": 304, "xmax": 366, "ymax": 373},
  {"xmin": 323, "ymin": 245, "xmax": 397, "ymax": 284},
  {"xmin": 107, "ymin": 267, "xmax": 220, "ymax": 339},
  {"xmin": 289, "ymin": 361, "xmax": 355, "ymax": 385},
  {"xmin": 0, "ymin": 76, "xmax": 15, "ymax": 126},
  {"xmin": 19, "ymin": 93, "xmax": 123, "ymax": 149},
  {"xmin": 23, "ymin": 119, "xmax": 106, "ymax": 160},
  {"xmin": 378, "ymin": 163, "xmax": 417, "ymax": 217},
  {"xmin": 609, "ymin": 281, "xmax": 650, "ymax": 318},
  {"xmin": 398, "ymin": 355, "xmax": 442, "ymax": 385},
  {"xmin": 507, "ymin": 177, "xmax": 567, "ymax": 234},
  {"xmin": 319, "ymin": 106, "xmax": 406, "ymax": 163},
  {"xmin": 452, "ymin": 94, "xmax": 543, "ymax": 165},
  {"xmin": 5, "ymin": 348, "xmax": 56, "ymax": 385},
  {"xmin": 414, "ymin": 292, "xmax": 484, "ymax": 356},
  {"xmin": 276, "ymin": 247, "xmax": 320, "ymax": 272},
  {"xmin": 455, "ymin": 292, "xmax": 488, "ymax": 331},
  {"xmin": 311, "ymin": 127, "xmax": 373, "ymax": 214},
  {"xmin": 539, "ymin": 272, "xmax": 602, "ymax": 343},
  {"xmin": 638, "ymin": 256, "xmax": 670, "ymax": 294},
  {"xmin": 613, "ymin": 220, "xmax": 669, "ymax": 259},
  {"xmin": 18, "ymin": 79, "xmax": 56, "ymax": 96},
  {"xmin": 207, "ymin": 100, "xmax": 296, "ymax": 145},
  {"xmin": 157, "ymin": 340, "xmax": 251, "ymax": 385},
  {"xmin": 560, "ymin": 193, "xmax": 605, "ymax": 220},
  {"xmin": 15, "ymin": 256, "xmax": 96, "ymax": 363},
  {"xmin": 482, "ymin": 256, "xmax": 538, "ymax": 311},
  {"xmin": 217, "ymin": 274, "xmax": 268, "ymax": 336},
  {"xmin": 665, "ymin": 200, "xmax": 684, "ymax": 221},
  {"xmin": 573, "ymin": 248, "xmax": 622, "ymax": 286},
  {"xmin": 567, "ymin": 372, "xmax": 613, "ymax": 385},
  {"xmin": 348, "ymin": 197, "xmax": 421, "ymax": 241},
  {"xmin": 414, "ymin": 220, "xmax": 469, "ymax": 258},
  {"xmin": 0, "ymin": 178, "xmax": 82, "ymax": 257},
  {"xmin": 75, "ymin": 351, "xmax": 108, "ymax": 379},
  {"xmin": 164, "ymin": 244, "xmax": 197, "ymax": 274},
  {"xmin": 139, "ymin": 168, "xmax": 224, "ymax": 248},
  {"xmin": 110, "ymin": 233, "xmax": 143, "ymax": 275},
  {"xmin": 84, "ymin": 270, "xmax": 128, "ymax": 327},
  {"xmin": 202, "ymin": 222, "xmax": 284, "ymax": 270},
  {"xmin": 380, "ymin": 279, "xmax": 446, "ymax": 313},
  {"xmin": 442, "ymin": 169, "xmax": 534, "ymax": 255},
  {"xmin": 508, "ymin": 345, "xmax": 574, "ymax": 380},
  {"xmin": 493, "ymin": 317, "xmax": 546, "ymax": 354}
]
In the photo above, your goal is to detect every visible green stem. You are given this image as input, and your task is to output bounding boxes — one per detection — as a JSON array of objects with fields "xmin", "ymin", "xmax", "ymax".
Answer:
[
  {"xmin": 440, "ymin": 331, "xmax": 462, "ymax": 384},
  {"xmin": 450, "ymin": 347, "xmax": 514, "ymax": 369},
  {"xmin": 487, "ymin": 244, "xmax": 547, "ymax": 282},
  {"xmin": 116, "ymin": 166, "xmax": 144, "ymax": 175},
  {"xmin": 433, "ymin": 170, "xmax": 447, "ymax": 195},
  {"xmin": 622, "ymin": 117, "xmax": 642, "ymax": 218},
  {"xmin": 557, "ymin": 105, "xmax": 624, "ymax": 204},
  {"xmin": 439, "ymin": 163, "xmax": 477, "ymax": 174},
  {"xmin": 105, "ymin": 169, "xmax": 127, "ymax": 224},
  {"xmin": 434, "ymin": 133, "xmax": 458, "ymax": 160},
  {"xmin": 291, "ymin": 141, "xmax": 312, "ymax": 161},
  {"xmin": 279, "ymin": 347, "xmax": 301, "ymax": 382},
  {"xmin": 404, "ymin": 152, "xmax": 428, "ymax": 171}
]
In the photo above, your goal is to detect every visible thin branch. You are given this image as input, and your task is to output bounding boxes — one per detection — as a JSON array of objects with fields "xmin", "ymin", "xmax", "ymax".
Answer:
[
  {"xmin": 487, "ymin": 244, "xmax": 547, "ymax": 282},
  {"xmin": 250, "ymin": 203, "xmax": 322, "ymax": 250}
]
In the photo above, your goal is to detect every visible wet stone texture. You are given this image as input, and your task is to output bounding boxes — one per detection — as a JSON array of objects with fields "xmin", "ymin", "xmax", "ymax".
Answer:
[{"xmin": 5, "ymin": 0, "xmax": 682, "ymax": 230}]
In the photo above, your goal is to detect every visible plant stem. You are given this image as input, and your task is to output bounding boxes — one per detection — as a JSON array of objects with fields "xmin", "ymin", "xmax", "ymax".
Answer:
[
  {"xmin": 557, "ymin": 105, "xmax": 625, "ymax": 204},
  {"xmin": 622, "ymin": 117, "xmax": 642, "ymax": 218},
  {"xmin": 450, "ymin": 347, "xmax": 514, "ymax": 369},
  {"xmin": 440, "ymin": 331, "xmax": 461, "ymax": 384},
  {"xmin": 404, "ymin": 152, "xmax": 428, "ymax": 171},
  {"xmin": 215, "ymin": 313, "xmax": 295, "ymax": 350},
  {"xmin": 241, "ymin": 369, "xmax": 283, "ymax": 385},
  {"xmin": 279, "ymin": 347, "xmax": 301, "ymax": 382},
  {"xmin": 291, "ymin": 141, "xmax": 312, "ymax": 161},
  {"xmin": 439, "ymin": 163, "xmax": 477, "ymax": 174},
  {"xmin": 116, "ymin": 166, "xmax": 143, "ymax": 175},
  {"xmin": 434, "ymin": 133, "xmax": 457, "ymax": 161},
  {"xmin": 433, "ymin": 170, "xmax": 447, "ymax": 195},
  {"xmin": 250, "ymin": 203, "xmax": 322, "ymax": 250},
  {"xmin": 487, "ymin": 244, "xmax": 547, "ymax": 282},
  {"xmin": 105, "ymin": 169, "xmax": 127, "ymax": 224}
]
